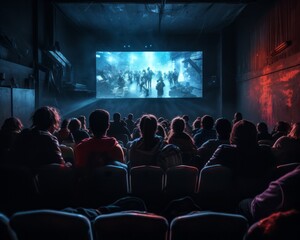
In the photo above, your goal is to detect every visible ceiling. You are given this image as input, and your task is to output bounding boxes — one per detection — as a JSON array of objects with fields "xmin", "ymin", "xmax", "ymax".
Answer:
[{"xmin": 56, "ymin": 1, "xmax": 254, "ymax": 37}]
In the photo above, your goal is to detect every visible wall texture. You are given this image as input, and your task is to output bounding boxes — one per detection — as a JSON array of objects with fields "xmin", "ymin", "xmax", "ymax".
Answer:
[{"xmin": 235, "ymin": 0, "xmax": 300, "ymax": 127}]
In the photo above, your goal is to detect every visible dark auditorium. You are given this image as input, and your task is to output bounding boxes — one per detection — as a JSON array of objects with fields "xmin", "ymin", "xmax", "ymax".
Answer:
[{"xmin": 1, "ymin": 0, "xmax": 300, "ymax": 239}]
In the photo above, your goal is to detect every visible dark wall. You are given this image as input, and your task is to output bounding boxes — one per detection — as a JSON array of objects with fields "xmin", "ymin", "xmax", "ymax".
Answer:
[{"xmin": 235, "ymin": 0, "xmax": 300, "ymax": 127}]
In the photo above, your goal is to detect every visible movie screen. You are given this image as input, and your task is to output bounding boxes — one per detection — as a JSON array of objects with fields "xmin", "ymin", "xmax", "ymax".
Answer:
[{"xmin": 96, "ymin": 51, "xmax": 203, "ymax": 98}]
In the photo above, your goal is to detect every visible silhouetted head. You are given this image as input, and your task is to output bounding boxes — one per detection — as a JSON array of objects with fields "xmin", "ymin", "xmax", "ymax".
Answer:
[
  {"xmin": 78, "ymin": 115, "xmax": 87, "ymax": 129},
  {"xmin": 215, "ymin": 118, "xmax": 232, "ymax": 140},
  {"xmin": 139, "ymin": 114, "xmax": 157, "ymax": 140},
  {"xmin": 257, "ymin": 122, "xmax": 269, "ymax": 134},
  {"xmin": 171, "ymin": 117, "xmax": 185, "ymax": 134},
  {"xmin": 89, "ymin": 109, "xmax": 110, "ymax": 137},
  {"xmin": 182, "ymin": 115, "xmax": 189, "ymax": 122},
  {"xmin": 127, "ymin": 113, "xmax": 133, "ymax": 121},
  {"xmin": 1, "ymin": 117, "xmax": 23, "ymax": 132},
  {"xmin": 68, "ymin": 118, "xmax": 81, "ymax": 132},
  {"xmin": 275, "ymin": 121, "xmax": 291, "ymax": 133},
  {"xmin": 230, "ymin": 120, "xmax": 257, "ymax": 147},
  {"xmin": 201, "ymin": 115, "xmax": 214, "ymax": 130},
  {"xmin": 31, "ymin": 106, "xmax": 60, "ymax": 132},
  {"xmin": 60, "ymin": 119, "xmax": 70, "ymax": 129},
  {"xmin": 192, "ymin": 118, "xmax": 201, "ymax": 130},
  {"xmin": 113, "ymin": 112, "xmax": 121, "ymax": 122}
]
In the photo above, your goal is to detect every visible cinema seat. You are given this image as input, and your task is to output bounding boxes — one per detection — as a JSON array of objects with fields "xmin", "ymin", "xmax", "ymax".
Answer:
[
  {"xmin": 165, "ymin": 165, "xmax": 198, "ymax": 202},
  {"xmin": 10, "ymin": 209, "xmax": 93, "ymax": 240},
  {"xmin": 0, "ymin": 213, "xmax": 17, "ymax": 240},
  {"xmin": 130, "ymin": 165, "xmax": 165, "ymax": 212},
  {"xmin": 169, "ymin": 211, "xmax": 248, "ymax": 240},
  {"xmin": 94, "ymin": 211, "xmax": 168, "ymax": 240}
]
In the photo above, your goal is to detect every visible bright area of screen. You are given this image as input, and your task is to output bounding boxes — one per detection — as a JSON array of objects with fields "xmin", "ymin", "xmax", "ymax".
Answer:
[{"xmin": 96, "ymin": 51, "xmax": 203, "ymax": 99}]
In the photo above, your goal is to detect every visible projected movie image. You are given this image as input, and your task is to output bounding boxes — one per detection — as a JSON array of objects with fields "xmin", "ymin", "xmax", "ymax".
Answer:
[{"xmin": 96, "ymin": 51, "xmax": 203, "ymax": 98}]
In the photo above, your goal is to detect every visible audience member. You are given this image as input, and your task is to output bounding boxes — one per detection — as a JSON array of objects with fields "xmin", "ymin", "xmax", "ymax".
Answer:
[
  {"xmin": 167, "ymin": 116, "xmax": 197, "ymax": 164},
  {"xmin": 197, "ymin": 117, "xmax": 231, "ymax": 164},
  {"xmin": 257, "ymin": 122, "xmax": 272, "ymax": 141},
  {"xmin": 206, "ymin": 120, "xmax": 275, "ymax": 199},
  {"xmin": 238, "ymin": 165, "xmax": 300, "ymax": 224},
  {"xmin": 244, "ymin": 210, "xmax": 300, "ymax": 240},
  {"xmin": 182, "ymin": 115, "xmax": 192, "ymax": 135},
  {"xmin": 157, "ymin": 123, "xmax": 167, "ymax": 140},
  {"xmin": 271, "ymin": 121, "xmax": 291, "ymax": 141},
  {"xmin": 193, "ymin": 115, "xmax": 217, "ymax": 148},
  {"xmin": 54, "ymin": 118, "xmax": 74, "ymax": 146},
  {"xmin": 232, "ymin": 112, "xmax": 243, "ymax": 125},
  {"xmin": 125, "ymin": 113, "xmax": 135, "ymax": 134},
  {"xmin": 74, "ymin": 109, "xmax": 125, "ymax": 172},
  {"xmin": 191, "ymin": 117, "xmax": 201, "ymax": 136},
  {"xmin": 127, "ymin": 114, "xmax": 165, "ymax": 167},
  {"xmin": 11, "ymin": 106, "xmax": 68, "ymax": 170},
  {"xmin": 272, "ymin": 122, "xmax": 300, "ymax": 165},
  {"xmin": 68, "ymin": 118, "xmax": 90, "ymax": 144},
  {"xmin": 107, "ymin": 112, "xmax": 131, "ymax": 145},
  {"xmin": 0, "ymin": 117, "xmax": 23, "ymax": 163},
  {"xmin": 78, "ymin": 115, "xmax": 89, "ymax": 133}
]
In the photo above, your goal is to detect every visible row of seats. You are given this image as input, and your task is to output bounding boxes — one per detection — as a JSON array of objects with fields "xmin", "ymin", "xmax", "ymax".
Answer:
[
  {"xmin": 0, "ymin": 209, "xmax": 249, "ymax": 240},
  {"xmin": 1, "ymin": 162, "xmax": 298, "ymax": 214}
]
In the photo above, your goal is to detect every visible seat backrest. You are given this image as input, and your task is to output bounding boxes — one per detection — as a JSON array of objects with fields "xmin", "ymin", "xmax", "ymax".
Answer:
[
  {"xmin": 86, "ymin": 165, "xmax": 129, "ymax": 206},
  {"xmin": 94, "ymin": 211, "xmax": 169, "ymax": 240},
  {"xmin": 197, "ymin": 164, "xmax": 236, "ymax": 212},
  {"xmin": 170, "ymin": 211, "xmax": 248, "ymax": 240},
  {"xmin": 10, "ymin": 209, "xmax": 93, "ymax": 240},
  {"xmin": 0, "ymin": 213, "xmax": 17, "ymax": 240},
  {"xmin": 165, "ymin": 165, "xmax": 198, "ymax": 201},
  {"xmin": 130, "ymin": 165, "xmax": 165, "ymax": 212},
  {"xmin": 0, "ymin": 164, "xmax": 38, "ymax": 215},
  {"xmin": 35, "ymin": 163, "xmax": 78, "ymax": 208}
]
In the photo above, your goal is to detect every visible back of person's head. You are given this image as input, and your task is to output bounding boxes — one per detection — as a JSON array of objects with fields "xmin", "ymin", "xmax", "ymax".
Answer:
[
  {"xmin": 233, "ymin": 112, "xmax": 243, "ymax": 122},
  {"xmin": 230, "ymin": 120, "xmax": 257, "ymax": 147},
  {"xmin": 89, "ymin": 109, "xmax": 110, "ymax": 137},
  {"xmin": 182, "ymin": 115, "xmax": 189, "ymax": 122},
  {"xmin": 288, "ymin": 122, "xmax": 300, "ymax": 140},
  {"xmin": 31, "ymin": 106, "xmax": 60, "ymax": 131},
  {"xmin": 171, "ymin": 117, "xmax": 185, "ymax": 134},
  {"xmin": 139, "ymin": 114, "xmax": 158, "ymax": 140},
  {"xmin": 275, "ymin": 121, "xmax": 291, "ymax": 133},
  {"xmin": 157, "ymin": 124, "xmax": 166, "ymax": 139},
  {"xmin": 215, "ymin": 118, "xmax": 232, "ymax": 140},
  {"xmin": 192, "ymin": 118, "xmax": 201, "ymax": 130},
  {"xmin": 68, "ymin": 118, "xmax": 81, "ymax": 132},
  {"xmin": 77, "ymin": 115, "xmax": 87, "ymax": 128},
  {"xmin": 113, "ymin": 112, "xmax": 121, "ymax": 122},
  {"xmin": 244, "ymin": 210, "xmax": 300, "ymax": 240},
  {"xmin": 257, "ymin": 122, "xmax": 269, "ymax": 134},
  {"xmin": 60, "ymin": 119, "xmax": 70, "ymax": 129},
  {"xmin": 127, "ymin": 113, "xmax": 133, "ymax": 121},
  {"xmin": 201, "ymin": 115, "xmax": 214, "ymax": 130},
  {"xmin": 1, "ymin": 117, "xmax": 23, "ymax": 132}
]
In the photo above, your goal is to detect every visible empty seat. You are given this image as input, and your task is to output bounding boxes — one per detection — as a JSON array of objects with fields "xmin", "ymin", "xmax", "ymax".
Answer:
[
  {"xmin": 130, "ymin": 165, "xmax": 165, "ymax": 212},
  {"xmin": 10, "ymin": 209, "xmax": 93, "ymax": 240},
  {"xmin": 197, "ymin": 164, "xmax": 236, "ymax": 212},
  {"xmin": 165, "ymin": 165, "xmax": 198, "ymax": 202},
  {"xmin": 94, "ymin": 211, "xmax": 168, "ymax": 240},
  {"xmin": 170, "ymin": 211, "xmax": 248, "ymax": 240}
]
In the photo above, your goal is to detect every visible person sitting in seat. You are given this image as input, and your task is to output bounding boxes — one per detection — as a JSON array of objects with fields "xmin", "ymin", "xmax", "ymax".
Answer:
[
  {"xmin": 127, "ymin": 114, "xmax": 165, "ymax": 168},
  {"xmin": 11, "ymin": 106, "xmax": 68, "ymax": 171},
  {"xmin": 74, "ymin": 109, "xmax": 125, "ymax": 172}
]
